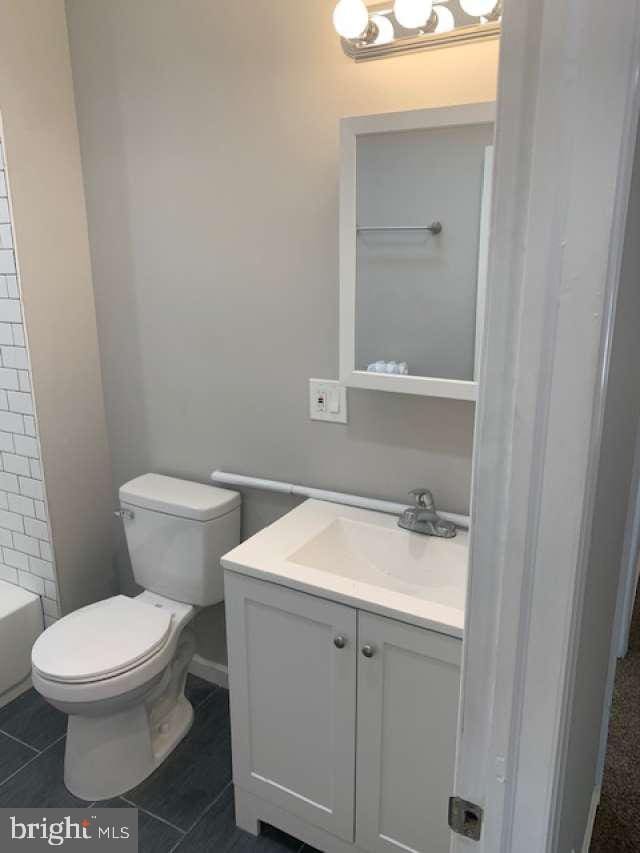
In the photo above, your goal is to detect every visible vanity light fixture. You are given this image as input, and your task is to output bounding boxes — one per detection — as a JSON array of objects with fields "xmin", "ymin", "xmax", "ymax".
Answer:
[
  {"xmin": 459, "ymin": 0, "xmax": 497, "ymax": 14},
  {"xmin": 393, "ymin": 0, "xmax": 433, "ymax": 29},
  {"xmin": 332, "ymin": 0, "xmax": 371, "ymax": 40},
  {"xmin": 333, "ymin": 0, "xmax": 501, "ymax": 61},
  {"xmin": 433, "ymin": 5, "xmax": 455, "ymax": 33},
  {"xmin": 371, "ymin": 13, "xmax": 395, "ymax": 44}
]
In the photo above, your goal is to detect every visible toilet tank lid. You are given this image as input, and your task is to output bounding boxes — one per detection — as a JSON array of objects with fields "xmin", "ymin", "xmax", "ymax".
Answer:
[{"xmin": 120, "ymin": 474, "xmax": 240, "ymax": 521}]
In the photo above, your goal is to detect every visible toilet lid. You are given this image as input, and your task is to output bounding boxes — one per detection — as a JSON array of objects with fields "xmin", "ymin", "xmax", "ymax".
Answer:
[{"xmin": 32, "ymin": 595, "xmax": 173, "ymax": 684}]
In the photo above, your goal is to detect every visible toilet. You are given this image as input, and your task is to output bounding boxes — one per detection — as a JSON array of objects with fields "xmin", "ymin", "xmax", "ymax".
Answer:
[{"xmin": 31, "ymin": 473, "xmax": 241, "ymax": 801}]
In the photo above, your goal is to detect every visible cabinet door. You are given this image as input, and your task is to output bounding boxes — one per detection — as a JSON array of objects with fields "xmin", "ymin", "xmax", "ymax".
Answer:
[
  {"xmin": 225, "ymin": 572, "xmax": 357, "ymax": 841},
  {"xmin": 356, "ymin": 612, "xmax": 462, "ymax": 853}
]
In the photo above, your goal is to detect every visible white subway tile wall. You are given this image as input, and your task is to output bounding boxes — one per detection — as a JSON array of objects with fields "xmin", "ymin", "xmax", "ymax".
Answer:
[{"xmin": 0, "ymin": 138, "xmax": 59, "ymax": 626}]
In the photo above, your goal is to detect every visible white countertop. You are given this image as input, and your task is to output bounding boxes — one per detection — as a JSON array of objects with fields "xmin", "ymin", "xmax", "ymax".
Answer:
[{"xmin": 222, "ymin": 499, "xmax": 468, "ymax": 638}]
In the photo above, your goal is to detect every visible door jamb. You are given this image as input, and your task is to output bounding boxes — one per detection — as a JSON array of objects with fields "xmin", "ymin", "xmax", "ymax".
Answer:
[{"xmin": 451, "ymin": 1, "xmax": 640, "ymax": 851}]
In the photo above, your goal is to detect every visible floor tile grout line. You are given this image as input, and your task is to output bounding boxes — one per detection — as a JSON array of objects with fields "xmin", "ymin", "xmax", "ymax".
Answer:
[
  {"xmin": 0, "ymin": 733, "xmax": 65, "ymax": 791},
  {"xmin": 183, "ymin": 779, "xmax": 233, "ymax": 837},
  {"xmin": 167, "ymin": 833, "xmax": 187, "ymax": 853},
  {"xmin": 40, "ymin": 733, "xmax": 66, "ymax": 753},
  {"xmin": 167, "ymin": 781, "xmax": 233, "ymax": 853},
  {"xmin": 0, "ymin": 727, "xmax": 40, "ymax": 754},
  {"xmin": 120, "ymin": 795, "xmax": 186, "ymax": 835},
  {"xmin": 190, "ymin": 685, "xmax": 221, "ymax": 713},
  {"xmin": 189, "ymin": 685, "xmax": 219, "ymax": 711},
  {"xmin": 0, "ymin": 755, "xmax": 34, "ymax": 790}
]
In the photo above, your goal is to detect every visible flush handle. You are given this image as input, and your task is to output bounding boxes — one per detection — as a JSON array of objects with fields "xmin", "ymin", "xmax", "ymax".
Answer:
[
  {"xmin": 113, "ymin": 509, "xmax": 135, "ymax": 521},
  {"xmin": 334, "ymin": 636, "xmax": 347, "ymax": 649},
  {"xmin": 361, "ymin": 644, "xmax": 376, "ymax": 658}
]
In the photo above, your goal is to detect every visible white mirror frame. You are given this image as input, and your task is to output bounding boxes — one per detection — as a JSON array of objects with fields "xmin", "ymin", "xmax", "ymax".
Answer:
[{"xmin": 339, "ymin": 102, "xmax": 496, "ymax": 401}]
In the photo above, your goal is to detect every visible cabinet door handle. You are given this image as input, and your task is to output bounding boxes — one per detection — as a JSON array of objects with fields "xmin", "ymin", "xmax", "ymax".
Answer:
[
  {"xmin": 334, "ymin": 635, "xmax": 347, "ymax": 649},
  {"xmin": 361, "ymin": 644, "xmax": 376, "ymax": 658}
]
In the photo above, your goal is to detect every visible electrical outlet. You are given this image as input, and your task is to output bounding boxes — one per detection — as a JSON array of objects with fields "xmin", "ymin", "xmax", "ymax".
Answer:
[{"xmin": 309, "ymin": 379, "xmax": 348, "ymax": 424}]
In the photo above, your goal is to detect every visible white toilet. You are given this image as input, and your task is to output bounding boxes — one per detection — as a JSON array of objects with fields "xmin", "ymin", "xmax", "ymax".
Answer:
[{"xmin": 31, "ymin": 473, "xmax": 240, "ymax": 801}]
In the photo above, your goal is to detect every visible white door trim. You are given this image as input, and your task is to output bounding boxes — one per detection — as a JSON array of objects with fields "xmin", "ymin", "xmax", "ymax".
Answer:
[
  {"xmin": 452, "ymin": 1, "xmax": 640, "ymax": 852},
  {"xmin": 580, "ymin": 786, "xmax": 601, "ymax": 853}
]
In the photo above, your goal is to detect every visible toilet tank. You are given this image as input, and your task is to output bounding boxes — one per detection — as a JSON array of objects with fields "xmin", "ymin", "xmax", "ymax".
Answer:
[{"xmin": 119, "ymin": 474, "xmax": 241, "ymax": 606}]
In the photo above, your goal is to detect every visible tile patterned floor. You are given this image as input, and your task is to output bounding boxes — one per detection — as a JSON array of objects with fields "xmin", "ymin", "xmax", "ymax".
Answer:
[{"xmin": 0, "ymin": 675, "xmax": 317, "ymax": 852}]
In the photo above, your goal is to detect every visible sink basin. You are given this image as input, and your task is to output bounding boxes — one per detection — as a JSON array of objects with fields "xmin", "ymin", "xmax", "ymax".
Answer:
[
  {"xmin": 289, "ymin": 517, "xmax": 466, "ymax": 610},
  {"xmin": 222, "ymin": 499, "xmax": 468, "ymax": 636}
]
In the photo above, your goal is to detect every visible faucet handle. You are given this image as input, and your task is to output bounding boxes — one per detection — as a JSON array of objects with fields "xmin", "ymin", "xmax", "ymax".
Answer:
[{"xmin": 409, "ymin": 488, "xmax": 435, "ymax": 510}]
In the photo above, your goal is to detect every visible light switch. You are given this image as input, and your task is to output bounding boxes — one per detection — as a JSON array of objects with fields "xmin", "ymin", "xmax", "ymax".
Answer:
[{"xmin": 309, "ymin": 379, "xmax": 348, "ymax": 424}]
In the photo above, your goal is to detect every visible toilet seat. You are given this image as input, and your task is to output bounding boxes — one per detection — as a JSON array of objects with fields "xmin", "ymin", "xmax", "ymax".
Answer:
[
  {"xmin": 31, "ymin": 593, "xmax": 195, "ymax": 706},
  {"xmin": 32, "ymin": 595, "xmax": 173, "ymax": 684}
]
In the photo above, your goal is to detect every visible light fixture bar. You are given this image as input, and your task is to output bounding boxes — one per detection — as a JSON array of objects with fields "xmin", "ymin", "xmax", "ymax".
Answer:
[{"xmin": 336, "ymin": 0, "xmax": 501, "ymax": 62}]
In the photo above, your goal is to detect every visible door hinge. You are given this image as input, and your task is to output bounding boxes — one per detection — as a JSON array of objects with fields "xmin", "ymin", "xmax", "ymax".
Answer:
[{"xmin": 448, "ymin": 796, "xmax": 483, "ymax": 842}]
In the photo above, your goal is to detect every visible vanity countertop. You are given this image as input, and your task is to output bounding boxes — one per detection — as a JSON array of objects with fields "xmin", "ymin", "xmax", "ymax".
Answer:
[{"xmin": 221, "ymin": 499, "xmax": 468, "ymax": 638}]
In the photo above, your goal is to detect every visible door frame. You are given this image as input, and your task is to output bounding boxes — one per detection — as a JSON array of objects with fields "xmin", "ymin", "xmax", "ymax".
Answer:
[{"xmin": 453, "ymin": 1, "xmax": 640, "ymax": 851}]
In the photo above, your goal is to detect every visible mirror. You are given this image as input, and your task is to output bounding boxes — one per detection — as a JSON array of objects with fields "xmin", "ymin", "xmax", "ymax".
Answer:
[{"xmin": 339, "ymin": 103, "xmax": 495, "ymax": 400}]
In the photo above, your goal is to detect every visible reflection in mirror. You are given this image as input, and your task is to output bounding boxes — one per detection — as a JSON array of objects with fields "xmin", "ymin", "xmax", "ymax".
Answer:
[
  {"xmin": 339, "ymin": 104, "xmax": 496, "ymax": 400},
  {"xmin": 355, "ymin": 124, "xmax": 493, "ymax": 382}
]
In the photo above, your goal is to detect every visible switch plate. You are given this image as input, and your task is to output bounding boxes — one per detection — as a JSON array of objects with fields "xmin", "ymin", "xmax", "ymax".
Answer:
[{"xmin": 309, "ymin": 379, "xmax": 348, "ymax": 424}]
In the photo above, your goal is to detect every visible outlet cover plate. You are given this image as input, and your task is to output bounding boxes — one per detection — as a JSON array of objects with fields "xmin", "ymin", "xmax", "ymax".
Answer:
[{"xmin": 309, "ymin": 379, "xmax": 348, "ymax": 424}]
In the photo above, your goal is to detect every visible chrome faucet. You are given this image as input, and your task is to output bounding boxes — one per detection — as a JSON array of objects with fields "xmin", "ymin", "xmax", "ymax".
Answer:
[{"xmin": 397, "ymin": 489, "xmax": 457, "ymax": 538}]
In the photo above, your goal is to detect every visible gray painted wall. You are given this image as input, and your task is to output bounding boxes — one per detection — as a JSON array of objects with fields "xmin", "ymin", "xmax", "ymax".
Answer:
[
  {"xmin": 64, "ymin": 1, "xmax": 498, "ymax": 648},
  {"xmin": 557, "ymin": 130, "xmax": 640, "ymax": 851}
]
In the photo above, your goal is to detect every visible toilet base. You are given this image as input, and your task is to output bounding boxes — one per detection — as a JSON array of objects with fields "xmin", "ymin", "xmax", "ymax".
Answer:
[
  {"xmin": 152, "ymin": 693, "xmax": 194, "ymax": 765},
  {"xmin": 64, "ymin": 695, "xmax": 194, "ymax": 801}
]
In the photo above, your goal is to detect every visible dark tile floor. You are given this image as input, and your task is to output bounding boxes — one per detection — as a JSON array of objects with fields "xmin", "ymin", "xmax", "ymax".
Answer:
[{"xmin": 0, "ymin": 675, "xmax": 317, "ymax": 853}]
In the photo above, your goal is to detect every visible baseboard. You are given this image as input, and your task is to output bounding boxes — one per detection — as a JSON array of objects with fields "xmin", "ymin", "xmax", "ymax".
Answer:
[
  {"xmin": 188, "ymin": 653, "xmax": 228, "ymax": 689},
  {"xmin": 0, "ymin": 674, "xmax": 31, "ymax": 710},
  {"xmin": 581, "ymin": 785, "xmax": 601, "ymax": 853}
]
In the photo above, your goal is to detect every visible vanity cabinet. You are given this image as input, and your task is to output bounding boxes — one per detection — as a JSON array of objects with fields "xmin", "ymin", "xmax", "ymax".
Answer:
[
  {"xmin": 225, "ymin": 572, "xmax": 462, "ymax": 853},
  {"xmin": 225, "ymin": 572, "xmax": 357, "ymax": 842},
  {"xmin": 355, "ymin": 612, "xmax": 461, "ymax": 853}
]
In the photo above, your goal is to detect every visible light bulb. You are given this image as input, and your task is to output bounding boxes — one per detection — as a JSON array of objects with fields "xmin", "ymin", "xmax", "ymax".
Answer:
[
  {"xmin": 333, "ymin": 0, "xmax": 369, "ymax": 39},
  {"xmin": 460, "ymin": 0, "xmax": 497, "ymax": 17},
  {"xmin": 393, "ymin": 0, "xmax": 433, "ymax": 29},
  {"xmin": 433, "ymin": 5, "xmax": 455, "ymax": 32},
  {"xmin": 371, "ymin": 14, "xmax": 395, "ymax": 45}
]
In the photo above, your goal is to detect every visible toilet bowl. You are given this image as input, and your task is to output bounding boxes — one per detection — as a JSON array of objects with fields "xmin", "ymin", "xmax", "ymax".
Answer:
[
  {"xmin": 31, "ymin": 474, "xmax": 241, "ymax": 801},
  {"xmin": 32, "ymin": 592, "xmax": 195, "ymax": 799}
]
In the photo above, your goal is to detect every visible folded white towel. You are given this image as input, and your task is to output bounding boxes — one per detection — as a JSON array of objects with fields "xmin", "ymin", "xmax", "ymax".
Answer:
[{"xmin": 367, "ymin": 361, "xmax": 409, "ymax": 375}]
